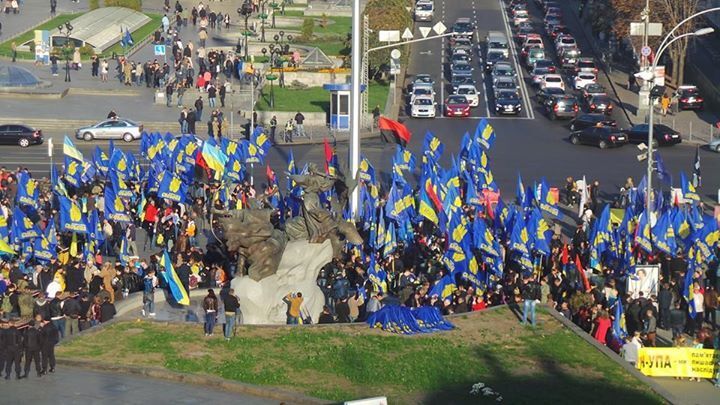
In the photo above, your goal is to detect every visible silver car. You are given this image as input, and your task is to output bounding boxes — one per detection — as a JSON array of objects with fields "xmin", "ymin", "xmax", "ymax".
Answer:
[
  {"xmin": 76, "ymin": 118, "xmax": 144, "ymax": 142},
  {"xmin": 709, "ymin": 137, "xmax": 720, "ymax": 153}
]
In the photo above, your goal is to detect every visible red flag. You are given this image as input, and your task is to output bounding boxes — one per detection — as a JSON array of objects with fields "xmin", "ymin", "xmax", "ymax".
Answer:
[
  {"xmin": 194, "ymin": 149, "xmax": 210, "ymax": 177},
  {"xmin": 323, "ymin": 138, "xmax": 333, "ymax": 174},
  {"xmin": 561, "ymin": 245, "xmax": 569, "ymax": 265},
  {"xmin": 575, "ymin": 255, "xmax": 591, "ymax": 292},
  {"xmin": 424, "ymin": 178, "xmax": 443, "ymax": 213},
  {"xmin": 266, "ymin": 164, "xmax": 276, "ymax": 184},
  {"xmin": 378, "ymin": 116, "xmax": 411, "ymax": 146}
]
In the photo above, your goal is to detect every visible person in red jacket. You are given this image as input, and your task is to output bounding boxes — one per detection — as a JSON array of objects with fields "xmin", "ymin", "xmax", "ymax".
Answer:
[{"xmin": 143, "ymin": 198, "xmax": 159, "ymax": 249}]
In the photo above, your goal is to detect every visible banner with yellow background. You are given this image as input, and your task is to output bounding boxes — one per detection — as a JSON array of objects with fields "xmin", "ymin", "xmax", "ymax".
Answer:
[{"xmin": 637, "ymin": 348, "xmax": 719, "ymax": 379}]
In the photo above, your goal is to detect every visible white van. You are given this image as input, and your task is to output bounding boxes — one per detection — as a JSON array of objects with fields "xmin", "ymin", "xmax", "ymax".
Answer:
[
  {"xmin": 486, "ymin": 30, "xmax": 509, "ymax": 58},
  {"xmin": 414, "ymin": 1, "xmax": 434, "ymax": 22}
]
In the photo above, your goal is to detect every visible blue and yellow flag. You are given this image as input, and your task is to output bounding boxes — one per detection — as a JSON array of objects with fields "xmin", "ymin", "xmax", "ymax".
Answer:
[
  {"xmin": 634, "ymin": 211, "xmax": 652, "ymax": 253},
  {"xmin": 59, "ymin": 196, "xmax": 89, "ymax": 233},
  {"xmin": 251, "ymin": 126, "xmax": 271, "ymax": 157},
  {"xmin": 63, "ymin": 135, "xmax": 84, "ymax": 162},
  {"xmin": 652, "ymin": 210, "xmax": 677, "ymax": 256},
  {"xmin": 473, "ymin": 217, "xmax": 500, "ymax": 258},
  {"xmin": 105, "ymin": 184, "xmax": 132, "ymax": 223},
  {"xmin": 93, "ymin": 146, "xmax": 109, "ymax": 175},
  {"xmin": 422, "ymin": 131, "xmax": 444, "ymax": 163},
  {"xmin": 157, "ymin": 172, "xmax": 188, "ymax": 203},
  {"xmin": 33, "ymin": 232, "xmax": 55, "ymax": 262},
  {"xmin": 367, "ymin": 255, "xmax": 388, "ymax": 293},
  {"xmin": 393, "ymin": 145, "xmax": 416, "ymax": 173},
  {"xmin": 202, "ymin": 141, "xmax": 229, "ymax": 179},
  {"xmin": 528, "ymin": 208, "xmax": 551, "ymax": 256},
  {"xmin": 0, "ymin": 238, "xmax": 15, "ymax": 257},
  {"xmin": 359, "ymin": 155, "xmax": 376, "ymax": 183},
  {"xmin": 159, "ymin": 249, "xmax": 190, "ymax": 305},
  {"xmin": 16, "ymin": 172, "xmax": 38, "ymax": 207},
  {"xmin": 429, "ymin": 274, "xmax": 457, "ymax": 300},
  {"xmin": 109, "ymin": 169, "xmax": 133, "ymax": 198},
  {"xmin": 509, "ymin": 214, "xmax": 531, "ymax": 256},
  {"xmin": 109, "ymin": 149, "xmax": 131, "ymax": 180},
  {"xmin": 539, "ymin": 178, "xmax": 563, "ymax": 218},
  {"xmin": 474, "ymin": 118, "xmax": 496, "ymax": 150},
  {"xmin": 64, "ymin": 156, "xmax": 82, "ymax": 188},
  {"xmin": 11, "ymin": 207, "xmax": 42, "ymax": 240},
  {"xmin": 51, "ymin": 165, "xmax": 68, "ymax": 197},
  {"xmin": 0, "ymin": 211, "xmax": 8, "ymax": 240},
  {"xmin": 680, "ymin": 172, "xmax": 700, "ymax": 202}
]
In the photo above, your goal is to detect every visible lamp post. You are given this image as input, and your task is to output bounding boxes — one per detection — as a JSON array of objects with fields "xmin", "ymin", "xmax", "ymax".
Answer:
[
  {"xmin": 57, "ymin": 22, "xmax": 74, "ymax": 83},
  {"xmin": 350, "ymin": 0, "xmax": 361, "ymax": 218},
  {"xmin": 259, "ymin": 0, "xmax": 269, "ymax": 43},
  {"xmin": 238, "ymin": 1, "xmax": 254, "ymax": 62},
  {"xmin": 270, "ymin": 2, "xmax": 279, "ymax": 28},
  {"xmin": 643, "ymin": 26, "xmax": 714, "ymax": 216},
  {"xmin": 266, "ymin": 73, "xmax": 278, "ymax": 108}
]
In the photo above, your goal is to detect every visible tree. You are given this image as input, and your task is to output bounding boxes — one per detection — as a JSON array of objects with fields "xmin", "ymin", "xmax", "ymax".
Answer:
[
  {"xmin": 659, "ymin": 0, "xmax": 700, "ymax": 87},
  {"xmin": 362, "ymin": 0, "xmax": 412, "ymax": 79}
]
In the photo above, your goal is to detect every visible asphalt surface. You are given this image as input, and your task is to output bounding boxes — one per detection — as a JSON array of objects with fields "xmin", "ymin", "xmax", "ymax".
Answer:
[{"xmin": 0, "ymin": 367, "xmax": 275, "ymax": 404}]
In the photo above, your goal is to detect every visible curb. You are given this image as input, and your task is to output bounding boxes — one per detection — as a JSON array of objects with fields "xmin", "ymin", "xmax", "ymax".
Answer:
[
  {"xmin": 56, "ymin": 359, "xmax": 331, "ymax": 405},
  {"xmin": 546, "ymin": 309, "xmax": 678, "ymax": 404}
]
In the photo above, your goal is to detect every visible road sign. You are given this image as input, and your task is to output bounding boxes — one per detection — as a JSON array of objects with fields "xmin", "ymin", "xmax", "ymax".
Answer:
[
  {"xmin": 390, "ymin": 49, "xmax": 401, "ymax": 59},
  {"xmin": 419, "ymin": 26, "xmax": 431, "ymax": 38},
  {"xmin": 401, "ymin": 28, "xmax": 413, "ymax": 40},
  {"xmin": 47, "ymin": 138, "xmax": 53, "ymax": 158},
  {"xmin": 378, "ymin": 30, "xmax": 400, "ymax": 42},
  {"xmin": 433, "ymin": 22, "xmax": 447, "ymax": 35},
  {"xmin": 630, "ymin": 22, "xmax": 663, "ymax": 37},
  {"xmin": 641, "ymin": 46, "xmax": 651, "ymax": 57},
  {"xmin": 154, "ymin": 45, "xmax": 166, "ymax": 55}
]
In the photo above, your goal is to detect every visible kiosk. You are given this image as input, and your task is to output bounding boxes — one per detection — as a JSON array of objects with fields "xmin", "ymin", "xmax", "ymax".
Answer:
[{"xmin": 323, "ymin": 83, "xmax": 366, "ymax": 132}]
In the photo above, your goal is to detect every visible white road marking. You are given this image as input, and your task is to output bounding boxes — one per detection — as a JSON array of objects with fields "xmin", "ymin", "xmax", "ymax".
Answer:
[{"xmin": 497, "ymin": 0, "xmax": 535, "ymax": 120}]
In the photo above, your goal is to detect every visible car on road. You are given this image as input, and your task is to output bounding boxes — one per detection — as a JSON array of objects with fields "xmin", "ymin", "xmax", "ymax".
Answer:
[
  {"xmin": 513, "ymin": 25, "xmax": 535, "ymax": 44},
  {"xmin": 495, "ymin": 90, "xmax": 522, "ymax": 115},
  {"xmin": 76, "ymin": 118, "xmax": 143, "ymax": 142},
  {"xmin": 586, "ymin": 95, "xmax": 614, "ymax": 115},
  {"xmin": 452, "ymin": 18, "xmax": 474, "ymax": 39},
  {"xmin": 449, "ymin": 37, "xmax": 473, "ymax": 53},
  {"xmin": 569, "ymin": 114, "xmax": 617, "ymax": 131},
  {"xmin": 549, "ymin": 25, "xmax": 571, "ymax": 40},
  {"xmin": 575, "ymin": 57, "xmax": 598, "ymax": 74},
  {"xmin": 450, "ymin": 62, "xmax": 473, "ymax": 80},
  {"xmin": 486, "ymin": 30, "xmax": 510, "ymax": 58},
  {"xmin": 569, "ymin": 126, "xmax": 628, "ymax": 149},
  {"xmin": 485, "ymin": 50, "xmax": 507, "ymax": 71},
  {"xmin": 0, "ymin": 124, "xmax": 43, "ymax": 147},
  {"xmin": 709, "ymin": 137, "xmax": 720, "ymax": 153},
  {"xmin": 414, "ymin": 1, "xmax": 434, "ymax": 22},
  {"xmin": 513, "ymin": 9, "xmax": 530, "ymax": 26},
  {"xmin": 524, "ymin": 47, "xmax": 546, "ymax": 68},
  {"xmin": 455, "ymin": 84, "xmax": 480, "ymax": 107},
  {"xmin": 559, "ymin": 47, "xmax": 581, "ymax": 69},
  {"xmin": 533, "ymin": 59, "xmax": 557, "ymax": 74},
  {"xmin": 409, "ymin": 85, "xmax": 435, "ymax": 103},
  {"xmin": 450, "ymin": 76, "xmax": 476, "ymax": 93},
  {"xmin": 674, "ymin": 85, "xmax": 704, "ymax": 110},
  {"xmin": 541, "ymin": 74, "xmax": 565, "ymax": 90},
  {"xmin": 451, "ymin": 53, "xmax": 471, "ymax": 65},
  {"xmin": 581, "ymin": 83, "xmax": 607, "ymax": 100},
  {"xmin": 573, "ymin": 72, "xmax": 596, "ymax": 90},
  {"xmin": 622, "ymin": 124, "xmax": 682, "ymax": 147},
  {"xmin": 493, "ymin": 76, "xmax": 519, "ymax": 95},
  {"xmin": 544, "ymin": 95, "xmax": 579, "ymax": 120},
  {"xmin": 491, "ymin": 62, "xmax": 516, "ymax": 82},
  {"xmin": 410, "ymin": 96, "xmax": 436, "ymax": 118},
  {"xmin": 522, "ymin": 35, "xmax": 544, "ymax": 50},
  {"xmin": 536, "ymin": 87, "xmax": 565, "ymax": 104},
  {"xmin": 531, "ymin": 67, "xmax": 552, "ymax": 86},
  {"xmin": 444, "ymin": 95, "xmax": 471, "ymax": 117},
  {"xmin": 555, "ymin": 35, "xmax": 577, "ymax": 52},
  {"xmin": 411, "ymin": 74, "xmax": 434, "ymax": 90}
]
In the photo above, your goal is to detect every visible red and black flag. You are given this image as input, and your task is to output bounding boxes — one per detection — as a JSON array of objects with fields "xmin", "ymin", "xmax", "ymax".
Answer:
[{"xmin": 378, "ymin": 116, "xmax": 412, "ymax": 147}]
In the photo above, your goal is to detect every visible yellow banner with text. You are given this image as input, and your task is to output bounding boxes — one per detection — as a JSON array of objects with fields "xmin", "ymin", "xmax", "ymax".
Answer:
[{"xmin": 637, "ymin": 348, "xmax": 720, "ymax": 379}]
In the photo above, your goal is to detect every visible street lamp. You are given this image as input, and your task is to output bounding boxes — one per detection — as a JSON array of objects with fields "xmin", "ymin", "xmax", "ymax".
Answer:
[
  {"xmin": 642, "ymin": 26, "xmax": 714, "ymax": 217},
  {"xmin": 57, "ymin": 22, "xmax": 74, "ymax": 83},
  {"xmin": 259, "ymin": 0, "xmax": 269, "ymax": 43},
  {"xmin": 238, "ymin": 1, "xmax": 254, "ymax": 62},
  {"xmin": 270, "ymin": 2, "xmax": 280, "ymax": 28}
]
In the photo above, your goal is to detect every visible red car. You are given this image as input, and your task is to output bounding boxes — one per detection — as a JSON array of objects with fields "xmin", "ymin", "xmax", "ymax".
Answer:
[{"xmin": 444, "ymin": 95, "xmax": 471, "ymax": 117}]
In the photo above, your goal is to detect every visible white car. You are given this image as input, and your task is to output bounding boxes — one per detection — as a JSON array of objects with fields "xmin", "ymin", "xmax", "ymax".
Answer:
[
  {"xmin": 410, "ymin": 96, "xmax": 436, "ymax": 118},
  {"xmin": 455, "ymin": 84, "xmax": 479, "ymax": 107},
  {"xmin": 574, "ymin": 72, "xmax": 597, "ymax": 90},
  {"xmin": 555, "ymin": 35, "xmax": 577, "ymax": 52},
  {"xmin": 541, "ymin": 74, "xmax": 564, "ymax": 90},
  {"xmin": 410, "ymin": 85, "xmax": 435, "ymax": 103}
]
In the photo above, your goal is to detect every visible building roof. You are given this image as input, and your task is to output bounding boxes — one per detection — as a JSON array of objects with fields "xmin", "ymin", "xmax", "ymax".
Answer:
[{"xmin": 51, "ymin": 7, "xmax": 152, "ymax": 52}]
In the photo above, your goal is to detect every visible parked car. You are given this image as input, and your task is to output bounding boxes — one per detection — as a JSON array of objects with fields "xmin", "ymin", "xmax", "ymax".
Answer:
[
  {"xmin": 0, "ymin": 124, "xmax": 43, "ymax": 147},
  {"xmin": 586, "ymin": 95, "xmax": 614, "ymax": 115},
  {"xmin": 455, "ymin": 84, "xmax": 479, "ymax": 107},
  {"xmin": 495, "ymin": 90, "xmax": 522, "ymax": 115},
  {"xmin": 709, "ymin": 137, "xmax": 720, "ymax": 153},
  {"xmin": 76, "ymin": 118, "xmax": 143, "ymax": 142},
  {"xmin": 544, "ymin": 95, "xmax": 578, "ymax": 120},
  {"xmin": 569, "ymin": 114, "xmax": 617, "ymax": 131},
  {"xmin": 410, "ymin": 96, "xmax": 436, "ymax": 118},
  {"xmin": 622, "ymin": 124, "xmax": 682, "ymax": 147},
  {"xmin": 569, "ymin": 126, "xmax": 628, "ymax": 149},
  {"xmin": 444, "ymin": 95, "xmax": 471, "ymax": 117},
  {"xmin": 674, "ymin": 85, "xmax": 704, "ymax": 110}
]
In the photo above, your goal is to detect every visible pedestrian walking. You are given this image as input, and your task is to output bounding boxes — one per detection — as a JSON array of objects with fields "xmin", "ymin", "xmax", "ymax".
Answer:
[
  {"xmin": 11, "ymin": 41, "xmax": 16, "ymax": 63},
  {"xmin": 284, "ymin": 118, "xmax": 294, "ymax": 143},
  {"xmin": 50, "ymin": 0, "xmax": 56, "ymax": 16},
  {"xmin": 219, "ymin": 82, "xmax": 226, "ymax": 108},
  {"xmin": 222, "ymin": 289, "xmax": 240, "ymax": 341},
  {"xmin": 194, "ymin": 96, "xmax": 203, "ymax": 121},
  {"xmin": 165, "ymin": 82, "xmax": 174, "ymax": 107},
  {"xmin": 521, "ymin": 276, "xmax": 541, "ymax": 327},
  {"xmin": 100, "ymin": 59, "xmax": 108, "ymax": 82},
  {"xmin": 1, "ymin": 319, "xmax": 23, "ymax": 380},
  {"xmin": 627, "ymin": 71, "xmax": 637, "ymax": 92},
  {"xmin": 642, "ymin": 308, "xmax": 657, "ymax": 347},
  {"xmin": 660, "ymin": 93, "xmax": 670, "ymax": 116},
  {"xmin": 176, "ymin": 80, "xmax": 186, "ymax": 106},
  {"xmin": 40, "ymin": 317, "xmax": 59, "ymax": 374},
  {"xmin": 202, "ymin": 289, "xmax": 218, "ymax": 336},
  {"xmin": 23, "ymin": 316, "xmax": 43, "ymax": 378},
  {"xmin": 294, "ymin": 111, "xmax": 305, "ymax": 137},
  {"xmin": 142, "ymin": 270, "xmax": 157, "ymax": 317},
  {"xmin": 269, "ymin": 115, "xmax": 277, "ymax": 144},
  {"xmin": 207, "ymin": 83, "xmax": 217, "ymax": 107}
]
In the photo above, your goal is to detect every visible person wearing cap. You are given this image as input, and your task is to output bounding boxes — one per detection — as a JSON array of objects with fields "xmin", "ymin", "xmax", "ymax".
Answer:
[
  {"xmin": 23, "ymin": 315, "xmax": 44, "ymax": 378},
  {"xmin": 40, "ymin": 317, "xmax": 59, "ymax": 374},
  {"xmin": 32, "ymin": 293, "xmax": 50, "ymax": 321},
  {"xmin": 48, "ymin": 293, "xmax": 66, "ymax": 340},
  {"xmin": 62, "ymin": 293, "xmax": 81, "ymax": 337},
  {"xmin": 2, "ymin": 318, "xmax": 23, "ymax": 379}
]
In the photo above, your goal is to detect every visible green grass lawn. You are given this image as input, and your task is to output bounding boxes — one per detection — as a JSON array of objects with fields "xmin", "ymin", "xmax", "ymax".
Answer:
[
  {"xmin": 0, "ymin": 13, "xmax": 81, "ymax": 59},
  {"xmin": 100, "ymin": 13, "xmax": 162, "ymax": 58},
  {"xmin": 256, "ymin": 81, "xmax": 390, "ymax": 113},
  {"xmin": 56, "ymin": 307, "xmax": 665, "ymax": 404},
  {"xmin": 296, "ymin": 40, "xmax": 347, "ymax": 56},
  {"xmin": 0, "ymin": 12, "xmax": 161, "ymax": 61}
]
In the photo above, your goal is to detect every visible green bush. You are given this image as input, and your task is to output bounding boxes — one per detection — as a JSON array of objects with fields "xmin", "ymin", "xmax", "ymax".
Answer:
[
  {"xmin": 104, "ymin": 0, "xmax": 142, "ymax": 11},
  {"xmin": 78, "ymin": 44, "xmax": 95, "ymax": 58},
  {"xmin": 300, "ymin": 17, "xmax": 314, "ymax": 41},
  {"xmin": 89, "ymin": 0, "xmax": 99, "ymax": 10}
]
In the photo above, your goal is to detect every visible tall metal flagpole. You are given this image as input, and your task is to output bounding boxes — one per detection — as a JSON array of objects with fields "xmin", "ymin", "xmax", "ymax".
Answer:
[{"xmin": 349, "ymin": 0, "xmax": 361, "ymax": 219}]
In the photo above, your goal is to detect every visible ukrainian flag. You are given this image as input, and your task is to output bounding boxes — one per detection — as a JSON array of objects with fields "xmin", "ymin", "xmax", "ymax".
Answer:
[
  {"xmin": 0, "ymin": 238, "xmax": 15, "ymax": 257},
  {"xmin": 160, "ymin": 250, "xmax": 190, "ymax": 305},
  {"xmin": 63, "ymin": 135, "xmax": 84, "ymax": 162},
  {"xmin": 202, "ymin": 141, "xmax": 229, "ymax": 180}
]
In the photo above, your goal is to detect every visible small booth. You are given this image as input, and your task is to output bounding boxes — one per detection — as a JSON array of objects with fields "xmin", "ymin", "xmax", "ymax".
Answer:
[{"xmin": 323, "ymin": 83, "xmax": 351, "ymax": 131}]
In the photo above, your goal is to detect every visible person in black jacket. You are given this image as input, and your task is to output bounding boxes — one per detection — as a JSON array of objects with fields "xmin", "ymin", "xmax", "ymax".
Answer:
[
  {"xmin": 521, "ymin": 277, "xmax": 541, "ymax": 327},
  {"xmin": 669, "ymin": 302, "xmax": 686, "ymax": 339},
  {"xmin": 2, "ymin": 319, "xmax": 23, "ymax": 379},
  {"xmin": 99, "ymin": 297, "xmax": 116, "ymax": 323},
  {"xmin": 62, "ymin": 295, "xmax": 81, "ymax": 337},
  {"xmin": 222, "ymin": 289, "xmax": 240, "ymax": 341},
  {"xmin": 48, "ymin": 296, "xmax": 65, "ymax": 340},
  {"xmin": 41, "ymin": 319, "xmax": 59, "ymax": 374},
  {"xmin": 335, "ymin": 298, "xmax": 350, "ymax": 323},
  {"xmin": 657, "ymin": 283, "xmax": 673, "ymax": 329},
  {"xmin": 318, "ymin": 306, "xmax": 335, "ymax": 324},
  {"xmin": 32, "ymin": 295, "xmax": 51, "ymax": 321},
  {"xmin": 23, "ymin": 316, "xmax": 44, "ymax": 378}
]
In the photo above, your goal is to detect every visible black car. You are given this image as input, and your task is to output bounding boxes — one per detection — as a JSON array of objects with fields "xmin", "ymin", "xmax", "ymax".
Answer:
[
  {"xmin": 569, "ymin": 114, "xmax": 617, "ymax": 131},
  {"xmin": 586, "ymin": 95, "xmax": 614, "ymax": 115},
  {"xmin": 544, "ymin": 95, "xmax": 578, "ymax": 120},
  {"xmin": 495, "ymin": 90, "xmax": 522, "ymax": 115},
  {"xmin": 675, "ymin": 85, "xmax": 704, "ymax": 110},
  {"xmin": 569, "ymin": 127, "xmax": 628, "ymax": 149},
  {"xmin": 622, "ymin": 124, "xmax": 682, "ymax": 147},
  {"xmin": 536, "ymin": 87, "xmax": 565, "ymax": 105},
  {"xmin": 0, "ymin": 124, "xmax": 44, "ymax": 147}
]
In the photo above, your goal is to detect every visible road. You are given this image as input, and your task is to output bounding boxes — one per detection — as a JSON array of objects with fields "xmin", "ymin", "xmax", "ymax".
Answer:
[{"xmin": 0, "ymin": 367, "xmax": 275, "ymax": 404}]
